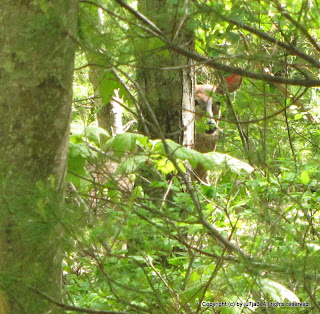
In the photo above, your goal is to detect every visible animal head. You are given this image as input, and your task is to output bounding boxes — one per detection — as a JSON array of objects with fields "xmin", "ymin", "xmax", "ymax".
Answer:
[{"xmin": 195, "ymin": 74, "xmax": 242, "ymax": 134}]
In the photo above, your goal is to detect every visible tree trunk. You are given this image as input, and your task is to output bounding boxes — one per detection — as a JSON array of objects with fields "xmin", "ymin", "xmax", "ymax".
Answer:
[
  {"xmin": 89, "ymin": 68, "xmax": 124, "ymax": 136},
  {"xmin": 137, "ymin": 0, "xmax": 194, "ymax": 144},
  {"xmin": 0, "ymin": 1, "xmax": 78, "ymax": 312},
  {"xmin": 88, "ymin": 66, "xmax": 112, "ymax": 131}
]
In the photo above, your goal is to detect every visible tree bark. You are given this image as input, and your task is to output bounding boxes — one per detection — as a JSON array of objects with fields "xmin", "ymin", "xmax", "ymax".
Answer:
[
  {"xmin": 137, "ymin": 0, "xmax": 194, "ymax": 144},
  {"xmin": 0, "ymin": 1, "xmax": 78, "ymax": 312}
]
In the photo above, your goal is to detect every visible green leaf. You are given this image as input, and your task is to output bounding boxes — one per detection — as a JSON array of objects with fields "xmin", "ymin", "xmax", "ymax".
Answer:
[
  {"xmin": 116, "ymin": 155, "xmax": 148, "ymax": 174},
  {"xmin": 301, "ymin": 171, "xmax": 310, "ymax": 185},
  {"xmin": 154, "ymin": 158, "xmax": 176, "ymax": 174},
  {"xmin": 70, "ymin": 122, "xmax": 109, "ymax": 146},
  {"xmin": 105, "ymin": 133, "xmax": 145, "ymax": 157},
  {"xmin": 149, "ymin": 181, "xmax": 169, "ymax": 188},
  {"xmin": 152, "ymin": 140, "xmax": 253, "ymax": 174},
  {"xmin": 187, "ymin": 19, "xmax": 201, "ymax": 31},
  {"xmin": 84, "ymin": 126, "xmax": 110, "ymax": 145},
  {"xmin": 105, "ymin": 135, "xmax": 253, "ymax": 175},
  {"xmin": 294, "ymin": 113, "xmax": 303, "ymax": 120},
  {"xmin": 100, "ymin": 72, "xmax": 119, "ymax": 104},
  {"xmin": 67, "ymin": 142, "xmax": 90, "ymax": 190},
  {"xmin": 206, "ymin": 152, "xmax": 254, "ymax": 174},
  {"xmin": 167, "ymin": 256, "xmax": 185, "ymax": 266}
]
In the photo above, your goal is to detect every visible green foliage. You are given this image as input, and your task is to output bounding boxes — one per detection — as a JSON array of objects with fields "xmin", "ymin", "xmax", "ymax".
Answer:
[
  {"xmin": 100, "ymin": 71, "xmax": 130, "ymax": 105},
  {"xmin": 63, "ymin": 125, "xmax": 319, "ymax": 312},
  {"xmin": 62, "ymin": 0, "xmax": 320, "ymax": 312},
  {"xmin": 67, "ymin": 122, "xmax": 109, "ymax": 191},
  {"xmin": 104, "ymin": 132, "xmax": 254, "ymax": 175}
]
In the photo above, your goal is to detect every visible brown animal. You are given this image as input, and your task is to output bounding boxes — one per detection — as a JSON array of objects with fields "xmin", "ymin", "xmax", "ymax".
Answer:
[
  {"xmin": 194, "ymin": 74, "xmax": 242, "ymax": 181},
  {"xmin": 195, "ymin": 74, "xmax": 242, "ymax": 133}
]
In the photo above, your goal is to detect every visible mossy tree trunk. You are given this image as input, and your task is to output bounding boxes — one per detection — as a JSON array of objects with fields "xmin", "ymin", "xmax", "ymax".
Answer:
[
  {"xmin": 137, "ymin": 0, "xmax": 195, "ymax": 145},
  {"xmin": 0, "ymin": 1, "xmax": 78, "ymax": 312}
]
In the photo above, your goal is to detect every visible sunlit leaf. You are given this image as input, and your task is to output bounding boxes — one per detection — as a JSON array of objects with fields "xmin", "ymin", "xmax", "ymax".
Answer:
[
  {"xmin": 301, "ymin": 171, "xmax": 310, "ymax": 185},
  {"xmin": 100, "ymin": 72, "xmax": 119, "ymax": 105},
  {"xmin": 260, "ymin": 279, "xmax": 299, "ymax": 302}
]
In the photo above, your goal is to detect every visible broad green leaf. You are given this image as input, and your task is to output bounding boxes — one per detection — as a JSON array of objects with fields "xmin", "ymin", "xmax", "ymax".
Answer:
[
  {"xmin": 83, "ymin": 126, "xmax": 110, "ymax": 145},
  {"xmin": 187, "ymin": 19, "xmax": 201, "ymax": 31},
  {"xmin": 167, "ymin": 256, "xmax": 185, "ymax": 266},
  {"xmin": 116, "ymin": 155, "xmax": 148, "ymax": 174},
  {"xmin": 67, "ymin": 142, "xmax": 91, "ymax": 190},
  {"xmin": 105, "ymin": 133, "xmax": 145, "ymax": 157},
  {"xmin": 154, "ymin": 158, "xmax": 176, "ymax": 174},
  {"xmin": 206, "ymin": 152, "xmax": 254, "ymax": 174},
  {"xmin": 70, "ymin": 122, "xmax": 109, "ymax": 146},
  {"xmin": 100, "ymin": 72, "xmax": 119, "ymax": 104},
  {"xmin": 152, "ymin": 139, "xmax": 253, "ymax": 174},
  {"xmin": 106, "ymin": 135, "xmax": 253, "ymax": 174},
  {"xmin": 69, "ymin": 141, "xmax": 90, "ymax": 159},
  {"xmin": 301, "ymin": 171, "xmax": 310, "ymax": 185},
  {"xmin": 149, "ymin": 181, "xmax": 169, "ymax": 188}
]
